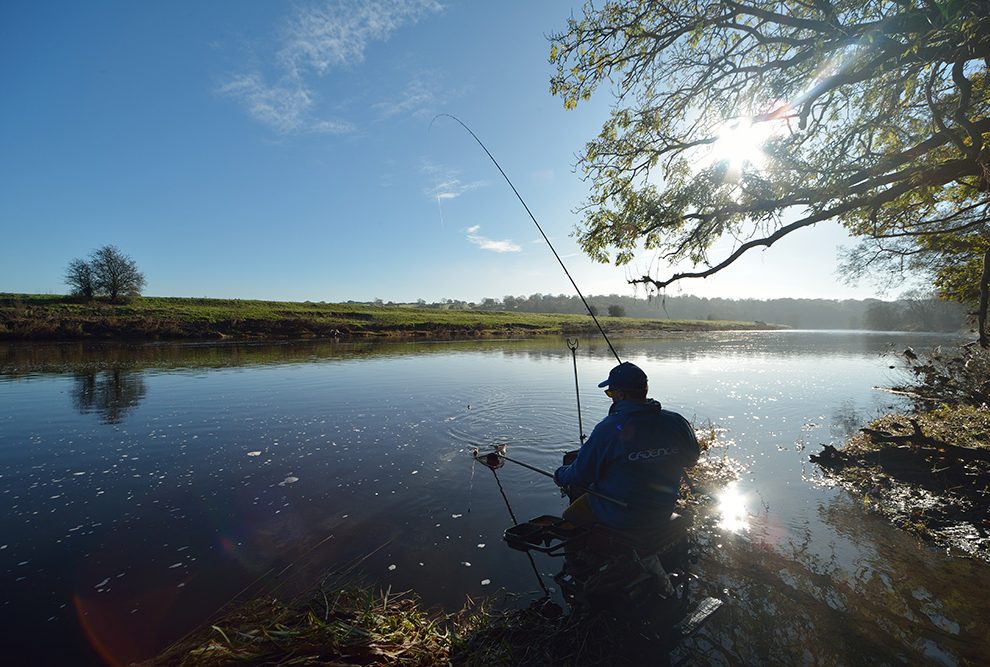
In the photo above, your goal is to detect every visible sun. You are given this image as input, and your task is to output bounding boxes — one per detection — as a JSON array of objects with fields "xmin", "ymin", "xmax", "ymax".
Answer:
[{"xmin": 710, "ymin": 117, "xmax": 773, "ymax": 172}]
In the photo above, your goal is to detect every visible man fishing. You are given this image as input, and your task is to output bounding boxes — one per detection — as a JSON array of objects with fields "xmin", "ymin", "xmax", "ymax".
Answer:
[{"xmin": 553, "ymin": 362, "xmax": 699, "ymax": 537}]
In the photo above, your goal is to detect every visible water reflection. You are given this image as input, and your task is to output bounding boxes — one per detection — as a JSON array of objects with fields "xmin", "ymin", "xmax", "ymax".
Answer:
[
  {"xmin": 678, "ymin": 492, "xmax": 990, "ymax": 665},
  {"xmin": 715, "ymin": 482, "xmax": 750, "ymax": 533},
  {"xmin": 0, "ymin": 332, "xmax": 983, "ymax": 665},
  {"xmin": 829, "ymin": 399, "xmax": 872, "ymax": 440},
  {"xmin": 0, "ymin": 330, "xmax": 961, "ymax": 378},
  {"xmin": 71, "ymin": 369, "xmax": 147, "ymax": 424}
]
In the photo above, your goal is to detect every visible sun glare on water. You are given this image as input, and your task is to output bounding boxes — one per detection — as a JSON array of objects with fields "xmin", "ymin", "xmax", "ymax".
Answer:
[{"xmin": 716, "ymin": 481, "xmax": 750, "ymax": 533}]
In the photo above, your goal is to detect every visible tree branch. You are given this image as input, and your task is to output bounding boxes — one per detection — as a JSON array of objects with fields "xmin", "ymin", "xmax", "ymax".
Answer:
[{"xmin": 633, "ymin": 160, "xmax": 971, "ymax": 290}]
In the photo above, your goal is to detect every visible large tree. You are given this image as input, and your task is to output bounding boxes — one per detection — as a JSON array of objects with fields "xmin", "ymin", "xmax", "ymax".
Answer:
[
  {"xmin": 65, "ymin": 245, "xmax": 146, "ymax": 303},
  {"xmin": 90, "ymin": 245, "xmax": 146, "ymax": 302},
  {"xmin": 549, "ymin": 0, "xmax": 990, "ymax": 344}
]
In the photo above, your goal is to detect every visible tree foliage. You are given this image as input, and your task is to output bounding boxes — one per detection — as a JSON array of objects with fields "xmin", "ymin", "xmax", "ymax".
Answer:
[
  {"xmin": 549, "ymin": 0, "xmax": 990, "ymax": 342},
  {"xmin": 65, "ymin": 245, "xmax": 146, "ymax": 303}
]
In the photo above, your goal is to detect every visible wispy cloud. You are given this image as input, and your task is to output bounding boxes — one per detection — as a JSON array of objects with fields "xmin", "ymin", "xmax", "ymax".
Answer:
[
  {"xmin": 433, "ymin": 178, "xmax": 486, "ymax": 200},
  {"xmin": 217, "ymin": 73, "xmax": 354, "ymax": 135},
  {"xmin": 373, "ymin": 71, "xmax": 442, "ymax": 119},
  {"xmin": 421, "ymin": 162, "xmax": 487, "ymax": 201},
  {"xmin": 466, "ymin": 225, "xmax": 521, "ymax": 253},
  {"xmin": 219, "ymin": 0, "xmax": 443, "ymax": 134}
]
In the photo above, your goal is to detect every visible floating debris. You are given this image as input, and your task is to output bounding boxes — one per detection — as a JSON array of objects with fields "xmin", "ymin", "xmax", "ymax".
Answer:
[{"xmin": 247, "ymin": 451, "xmax": 262, "ymax": 457}]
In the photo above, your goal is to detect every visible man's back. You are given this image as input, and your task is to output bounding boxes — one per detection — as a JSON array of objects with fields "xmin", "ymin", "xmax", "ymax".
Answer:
[{"xmin": 556, "ymin": 398, "xmax": 699, "ymax": 530}]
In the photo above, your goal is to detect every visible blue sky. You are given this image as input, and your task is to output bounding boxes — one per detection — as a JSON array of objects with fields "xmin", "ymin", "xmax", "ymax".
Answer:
[{"xmin": 1, "ymin": 1, "xmax": 884, "ymax": 303}]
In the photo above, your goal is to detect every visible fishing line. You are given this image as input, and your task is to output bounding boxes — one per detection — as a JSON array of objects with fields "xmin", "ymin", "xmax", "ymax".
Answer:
[{"xmin": 431, "ymin": 113, "xmax": 621, "ymax": 364}]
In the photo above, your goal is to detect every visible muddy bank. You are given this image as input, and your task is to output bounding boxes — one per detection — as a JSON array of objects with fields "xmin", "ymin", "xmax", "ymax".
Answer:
[{"xmin": 812, "ymin": 405, "xmax": 990, "ymax": 562}]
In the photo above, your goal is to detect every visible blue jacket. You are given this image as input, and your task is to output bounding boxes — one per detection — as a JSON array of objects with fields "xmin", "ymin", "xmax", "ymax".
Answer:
[{"xmin": 554, "ymin": 399, "xmax": 699, "ymax": 530}]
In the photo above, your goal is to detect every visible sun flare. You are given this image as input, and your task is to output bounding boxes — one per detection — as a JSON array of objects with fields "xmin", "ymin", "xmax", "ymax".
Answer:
[{"xmin": 710, "ymin": 118, "xmax": 773, "ymax": 171}]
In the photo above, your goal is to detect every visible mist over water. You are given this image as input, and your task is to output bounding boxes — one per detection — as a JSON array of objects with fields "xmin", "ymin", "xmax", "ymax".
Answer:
[{"xmin": 1, "ymin": 332, "xmax": 987, "ymax": 664}]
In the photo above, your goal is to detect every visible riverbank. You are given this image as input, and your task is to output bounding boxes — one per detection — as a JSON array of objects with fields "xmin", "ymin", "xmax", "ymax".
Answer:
[
  {"xmin": 813, "ymin": 344, "xmax": 990, "ymax": 562},
  {"xmin": 0, "ymin": 294, "xmax": 784, "ymax": 341}
]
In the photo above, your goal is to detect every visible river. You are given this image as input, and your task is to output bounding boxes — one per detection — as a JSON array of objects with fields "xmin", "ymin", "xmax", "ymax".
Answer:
[{"xmin": 1, "ymin": 331, "xmax": 987, "ymax": 665}]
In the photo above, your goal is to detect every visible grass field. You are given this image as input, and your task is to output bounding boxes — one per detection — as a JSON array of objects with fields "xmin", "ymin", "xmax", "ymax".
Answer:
[{"xmin": 0, "ymin": 293, "xmax": 781, "ymax": 341}]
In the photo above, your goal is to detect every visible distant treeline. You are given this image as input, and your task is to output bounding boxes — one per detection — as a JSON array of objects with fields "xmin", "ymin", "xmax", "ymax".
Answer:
[{"xmin": 356, "ymin": 293, "xmax": 966, "ymax": 332}]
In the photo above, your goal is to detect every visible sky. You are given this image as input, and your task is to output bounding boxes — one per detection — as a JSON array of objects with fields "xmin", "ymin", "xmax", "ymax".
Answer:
[{"xmin": 0, "ymin": 1, "xmax": 889, "ymax": 303}]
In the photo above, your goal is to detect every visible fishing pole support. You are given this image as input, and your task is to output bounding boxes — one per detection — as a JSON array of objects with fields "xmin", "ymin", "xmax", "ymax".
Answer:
[
  {"xmin": 566, "ymin": 338, "xmax": 587, "ymax": 444},
  {"xmin": 471, "ymin": 446, "xmax": 505, "ymax": 471}
]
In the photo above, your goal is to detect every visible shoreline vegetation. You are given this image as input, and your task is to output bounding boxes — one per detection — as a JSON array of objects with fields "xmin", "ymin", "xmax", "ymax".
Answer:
[
  {"xmin": 812, "ymin": 344, "xmax": 990, "ymax": 563},
  {"xmin": 0, "ymin": 294, "xmax": 785, "ymax": 342}
]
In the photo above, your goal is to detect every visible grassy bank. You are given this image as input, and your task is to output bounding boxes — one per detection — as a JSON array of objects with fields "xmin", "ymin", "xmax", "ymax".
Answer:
[
  {"xmin": 813, "ymin": 345, "xmax": 990, "ymax": 562},
  {"xmin": 0, "ymin": 294, "xmax": 782, "ymax": 341}
]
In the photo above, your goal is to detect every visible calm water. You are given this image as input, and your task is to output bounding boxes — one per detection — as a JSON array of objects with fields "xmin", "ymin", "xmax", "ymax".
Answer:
[{"xmin": 1, "ymin": 332, "xmax": 988, "ymax": 665}]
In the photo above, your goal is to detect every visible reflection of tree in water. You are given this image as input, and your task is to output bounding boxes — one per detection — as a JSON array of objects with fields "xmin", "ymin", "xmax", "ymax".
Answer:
[
  {"xmin": 72, "ymin": 369, "xmax": 147, "ymax": 424},
  {"xmin": 674, "ymin": 496, "xmax": 990, "ymax": 664},
  {"xmin": 829, "ymin": 399, "xmax": 870, "ymax": 440}
]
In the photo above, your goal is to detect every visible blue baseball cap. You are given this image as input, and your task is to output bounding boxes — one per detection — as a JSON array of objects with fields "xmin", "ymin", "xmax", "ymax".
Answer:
[{"xmin": 597, "ymin": 362, "xmax": 648, "ymax": 390}]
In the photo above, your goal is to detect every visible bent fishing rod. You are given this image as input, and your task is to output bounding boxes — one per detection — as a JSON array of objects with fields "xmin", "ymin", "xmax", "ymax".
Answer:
[
  {"xmin": 438, "ymin": 115, "xmax": 698, "ymax": 494},
  {"xmin": 433, "ymin": 114, "xmax": 621, "ymax": 365}
]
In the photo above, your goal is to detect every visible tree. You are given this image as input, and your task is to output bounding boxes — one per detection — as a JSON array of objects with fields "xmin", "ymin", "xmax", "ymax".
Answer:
[
  {"xmin": 549, "ymin": 0, "xmax": 990, "ymax": 344},
  {"xmin": 90, "ymin": 245, "xmax": 146, "ymax": 302},
  {"xmin": 607, "ymin": 304, "xmax": 626, "ymax": 317},
  {"xmin": 65, "ymin": 245, "xmax": 146, "ymax": 302},
  {"xmin": 899, "ymin": 289, "xmax": 966, "ymax": 332},
  {"xmin": 64, "ymin": 258, "xmax": 96, "ymax": 300}
]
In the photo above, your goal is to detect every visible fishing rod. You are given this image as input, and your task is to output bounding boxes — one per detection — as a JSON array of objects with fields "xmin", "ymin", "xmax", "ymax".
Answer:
[
  {"xmin": 432, "ymin": 114, "xmax": 621, "ymax": 364},
  {"xmin": 472, "ymin": 446, "xmax": 628, "ymax": 509},
  {"xmin": 440, "ymin": 115, "xmax": 701, "ymax": 496}
]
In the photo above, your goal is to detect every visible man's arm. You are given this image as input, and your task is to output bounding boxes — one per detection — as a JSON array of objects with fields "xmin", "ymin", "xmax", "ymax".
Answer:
[{"xmin": 554, "ymin": 419, "xmax": 613, "ymax": 489}]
